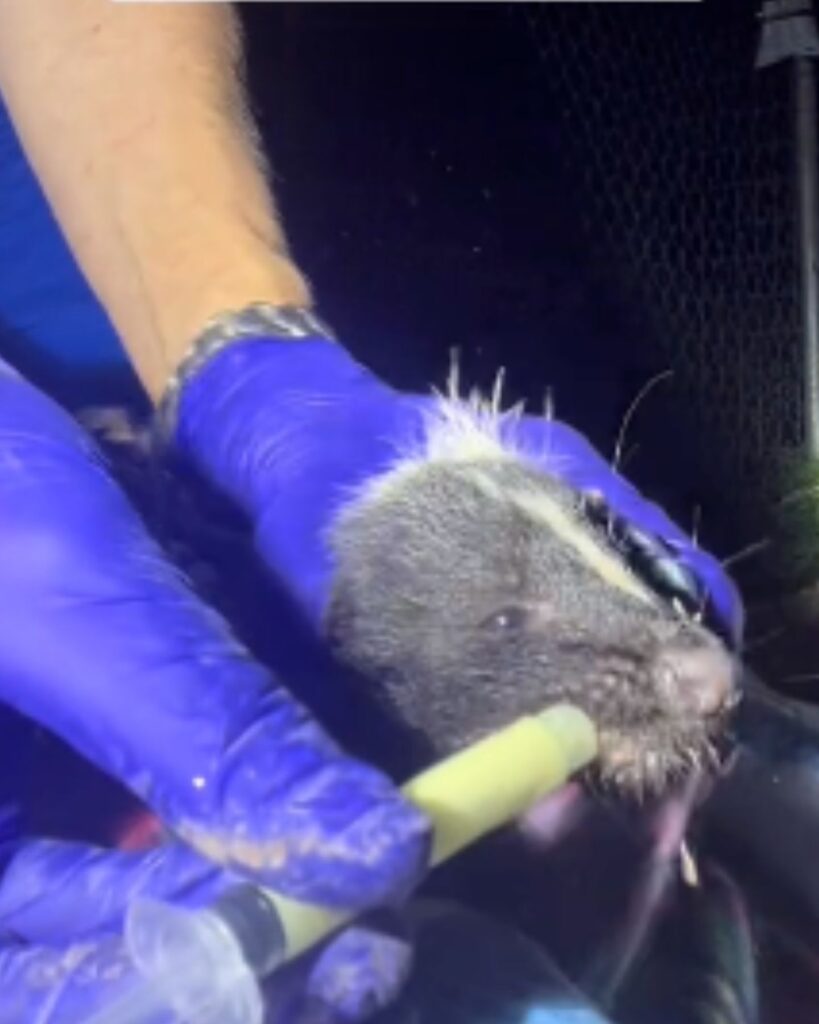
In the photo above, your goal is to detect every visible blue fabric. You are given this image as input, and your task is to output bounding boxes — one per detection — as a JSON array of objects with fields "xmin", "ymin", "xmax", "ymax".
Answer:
[{"xmin": 0, "ymin": 100, "xmax": 140, "ymax": 409}]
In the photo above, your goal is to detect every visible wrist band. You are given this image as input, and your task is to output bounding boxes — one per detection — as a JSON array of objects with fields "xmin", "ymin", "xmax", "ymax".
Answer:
[{"xmin": 156, "ymin": 303, "xmax": 337, "ymax": 444}]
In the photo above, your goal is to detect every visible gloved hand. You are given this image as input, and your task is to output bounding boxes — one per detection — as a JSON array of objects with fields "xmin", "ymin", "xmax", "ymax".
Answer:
[
  {"xmin": 0, "ymin": 358, "xmax": 430, "ymax": 1023},
  {"xmin": 169, "ymin": 329, "xmax": 740, "ymax": 1023},
  {"xmin": 173, "ymin": 334, "xmax": 744, "ymax": 647},
  {"xmin": 168, "ymin": 331, "xmax": 744, "ymax": 1023}
]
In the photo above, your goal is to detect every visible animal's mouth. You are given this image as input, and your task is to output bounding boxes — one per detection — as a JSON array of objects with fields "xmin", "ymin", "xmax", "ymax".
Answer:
[
  {"xmin": 595, "ymin": 722, "xmax": 728, "ymax": 798},
  {"xmin": 515, "ymin": 707, "xmax": 737, "ymax": 844},
  {"xmin": 517, "ymin": 780, "xmax": 588, "ymax": 847}
]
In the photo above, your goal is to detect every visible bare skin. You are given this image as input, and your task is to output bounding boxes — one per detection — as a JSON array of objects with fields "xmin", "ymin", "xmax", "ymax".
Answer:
[{"xmin": 0, "ymin": 0, "xmax": 308, "ymax": 401}]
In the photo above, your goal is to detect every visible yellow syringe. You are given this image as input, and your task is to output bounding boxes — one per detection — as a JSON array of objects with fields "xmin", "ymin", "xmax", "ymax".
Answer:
[{"xmin": 116, "ymin": 704, "xmax": 597, "ymax": 1024}]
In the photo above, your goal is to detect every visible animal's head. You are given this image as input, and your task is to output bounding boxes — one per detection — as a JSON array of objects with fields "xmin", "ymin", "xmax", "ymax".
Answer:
[{"xmin": 326, "ymin": 398, "xmax": 739, "ymax": 796}]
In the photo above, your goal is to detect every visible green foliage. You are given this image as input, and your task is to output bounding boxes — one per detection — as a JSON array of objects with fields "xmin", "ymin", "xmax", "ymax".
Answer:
[{"xmin": 771, "ymin": 456, "xmax": 819, "ymax": 593}]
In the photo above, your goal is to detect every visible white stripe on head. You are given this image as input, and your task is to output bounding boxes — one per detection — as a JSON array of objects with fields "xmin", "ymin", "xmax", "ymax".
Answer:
[
  {"xmin": 341, "ymin": 382, "xmax": 656, "ymax": 608},
  {"xmin": 509, "ymin": 485, "xmax": 654, "ymax": 606}
]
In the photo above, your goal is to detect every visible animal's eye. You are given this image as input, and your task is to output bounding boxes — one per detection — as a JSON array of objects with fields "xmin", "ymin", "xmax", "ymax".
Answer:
[{"xmin": 481, "ymin": 606, "xmax": 529, "ymax": 632}]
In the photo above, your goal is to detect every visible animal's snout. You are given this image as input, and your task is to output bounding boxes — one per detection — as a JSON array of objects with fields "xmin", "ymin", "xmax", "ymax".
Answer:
[{"xmin": 654, "ymin": 643, "xmax": 737, "ymax": 718}]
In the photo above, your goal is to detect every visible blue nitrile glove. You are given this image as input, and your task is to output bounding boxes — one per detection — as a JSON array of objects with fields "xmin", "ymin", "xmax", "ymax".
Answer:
[
  {"xmin": 174, "ymin": 335, "xmax": 744, "ymax": 648},
  {"xmin": 0, "ymin": 359, "xmax": 429, "ymax": 1022},
  {"xmin": 168, "ymin": 332, "xmax": 743, "ymax": 1024},
  {"xmin": 172, "ymin": 331, "xmax": 740, "ymax": 1024},
  {"xmin": 0, "ymin": 836, "xmax": 414, "ymax": 1023}
]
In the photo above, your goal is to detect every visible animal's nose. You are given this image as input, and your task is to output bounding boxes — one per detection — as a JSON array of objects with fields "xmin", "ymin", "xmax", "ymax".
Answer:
[{"xmin": 654, "ymin": 643, "xmax": 737, "ymax": 717}]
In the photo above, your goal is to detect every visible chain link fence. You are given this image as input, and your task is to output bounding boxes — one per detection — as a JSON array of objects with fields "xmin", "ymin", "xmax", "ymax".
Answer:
[{"xmin": 523, "ymin": 0, "xmax": 802, "ymax": 567}]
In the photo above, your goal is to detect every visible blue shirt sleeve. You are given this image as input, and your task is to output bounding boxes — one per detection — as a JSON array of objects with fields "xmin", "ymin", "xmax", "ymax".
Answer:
[{"xmin": 0, "ymin": 99, "xmax": 144, "ymax": 410}]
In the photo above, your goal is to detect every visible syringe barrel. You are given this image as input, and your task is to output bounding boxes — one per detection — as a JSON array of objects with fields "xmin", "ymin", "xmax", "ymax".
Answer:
[
  {"xmin": 125, "ymin": 703, "xmax": 598, "ymax": 1023},
  {"xmin": 210, "ymin": 884, "xmax": 287, "ymax": 978},
  {"xmin": 237, "ymin": 703, "xmax": 598, "ymax": 965},
  {"xmin": 126, "ymin": 894, "xmax": 269, "ymax": 1024}
]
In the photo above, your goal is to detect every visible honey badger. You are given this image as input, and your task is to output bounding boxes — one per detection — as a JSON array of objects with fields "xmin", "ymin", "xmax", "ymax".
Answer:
[{"xmin": 82, "ymin": 390, "xmax": 739, "ymax": 798}]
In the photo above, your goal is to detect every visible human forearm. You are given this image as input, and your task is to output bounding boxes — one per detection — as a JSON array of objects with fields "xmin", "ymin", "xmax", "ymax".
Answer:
[{"xmin": 0, "ymin": 0, "xmax": 309, "ymax": 400}]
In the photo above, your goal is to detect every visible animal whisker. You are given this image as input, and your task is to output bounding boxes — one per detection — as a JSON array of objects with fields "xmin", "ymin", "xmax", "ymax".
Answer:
[
  {"xmin": 695, "ymin": 576, "xmax": 709, "ymax": 625},
  {"xmin": 612, "ymin": 369, "xmax": 673, "ymax": 475},
  {"xmin": 490, "ymin": 366, "xmax": 506, "ymax": 417},
  {"xmin": 742, "ymin": 627, "xmax": 785, "ymax": 653},
  {"xmin": 616, "ymin": 442, "xmax": 641, "ymax": 475},
  {"xmin": 783, "ymin": 672, "xmax": 819, "ymax": 684},
  {"xmin": 690, "ymin": 505, "xmax": 702, "ymax": 549},
  {"xmin": 721, "ymin": 537, "xmax": 771, "ymax": 570},
  {"xmin": 447, "ymin": 346, "xmax": 461, "ymax": 400}
]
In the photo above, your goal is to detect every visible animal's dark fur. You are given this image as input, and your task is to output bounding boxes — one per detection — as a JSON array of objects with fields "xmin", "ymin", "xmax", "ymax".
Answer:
[
  {"xmin": 82, "ymin": 398, "xmax": 738, "ymax": 797},
  {"xmin": 326, "ymin": 450, "xmax": 737, "ymax": 796}
]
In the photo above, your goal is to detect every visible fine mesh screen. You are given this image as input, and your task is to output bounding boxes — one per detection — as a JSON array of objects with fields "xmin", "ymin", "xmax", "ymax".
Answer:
[{"xmin": 522, "ymin": 0, "xmax": 802, "ymax": 543}]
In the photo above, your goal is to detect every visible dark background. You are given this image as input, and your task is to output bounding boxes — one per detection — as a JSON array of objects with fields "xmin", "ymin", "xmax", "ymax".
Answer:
[
  {"xmin": 242, "ymin": 3, "xmax": 686, "ymax": 505},
  {"xmin": 237, "ymin": 1, "xmax": 802, "ymax": 608}
]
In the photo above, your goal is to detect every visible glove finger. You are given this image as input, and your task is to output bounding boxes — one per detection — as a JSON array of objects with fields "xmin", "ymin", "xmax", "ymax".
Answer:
[
  {"xmin": 0, "ymin": 922, "xmax": 411, "ymax": 1024},
  {"xmin": 0, "ymin": 841, "xmax": 411, "ymax": 1024},
  {"xmin": 269, "ymin": 910, "xmax": 414, "ymax": 1024},
  {"xmin": 515, "ymin": 414, "xmax": 743, "ymax": 645},
  {"xmin": 0, "ymin": 837, "xmax": 227, "ymax": 945},
  {"xmin": 0, "ymin": 931, "xmax": 180, "ymax": 1024},
  {"xmin": 0, "ymin": 371, "xmax": 429, "ymax": 909}
]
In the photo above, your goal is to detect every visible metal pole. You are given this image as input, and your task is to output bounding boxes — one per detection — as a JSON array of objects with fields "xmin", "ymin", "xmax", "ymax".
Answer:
[{"xmin": 757, "ymin": 0, "xmax": 819, "ymax": 455}]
